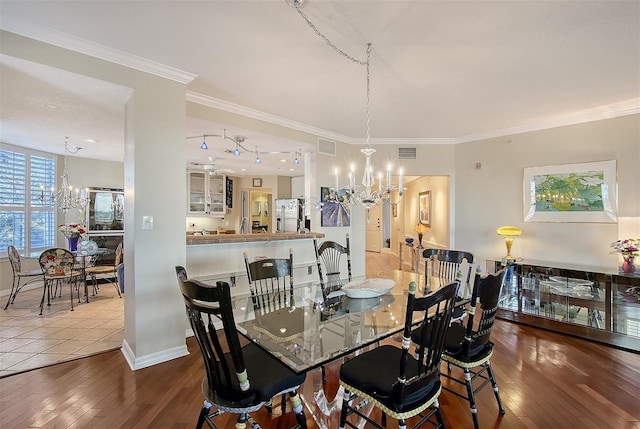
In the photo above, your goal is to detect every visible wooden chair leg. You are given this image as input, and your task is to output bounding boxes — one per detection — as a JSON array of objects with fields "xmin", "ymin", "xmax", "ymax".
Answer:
[
  {"xmin": 236, "ymin": 413, "xmax": 248, "ymax": 429},
  {"xmin": 464, "ymin": 368, "xmax": 480, "ymax": 429},
  {"xmin": 289, "ymin": 392, "xmax": 307, "ymax": 428},
  {"xmin": 485, "ymin": 362, "xmax": 505, "ymax": 414},
  {"xmin": 196, "ymin": 400, "xmax": 211, "ymax": 429}
]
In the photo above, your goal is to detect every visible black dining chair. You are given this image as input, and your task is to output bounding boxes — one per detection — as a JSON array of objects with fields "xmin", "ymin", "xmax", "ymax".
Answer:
[
  {"xmin": 313, "ymin": 234, "xmax": 352, "ymax": 299},
  {"xmin": 243, "ymin": 249, "xmax": 294, "ymax": 312},
  {"xmin": 338, "ymin": 281, "xmax": 459, "ymax": 429},
  {"xmin": 5, "ymin": 245, "xmax": 44, "ymax": 309},
  {"xmin": 423, "ymin": 248, "xmax": 476, "ymax": 323},
  {"xmin": 175, "ymin": 266, "xmax": 307, "ymax": 429},
  {"xmin": 440, "ymin": 269, "xmax": 508, "ymax": 429}
]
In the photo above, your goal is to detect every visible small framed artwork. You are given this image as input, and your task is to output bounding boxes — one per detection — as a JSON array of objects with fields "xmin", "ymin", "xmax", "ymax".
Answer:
[
  {"xmin": 419, "ymin": 191, "xmax": 431, "ymax": 226},
  {"xmin": 252, "ymin": 178, "xmax": 262, "ymax": 187},
  {"xmin": 392, "ymin": 203, "xmax": 398, "ymax": 217},
  {"xmin": 523, "ymin": 160, "xmax": 617, "ymax": 223}
]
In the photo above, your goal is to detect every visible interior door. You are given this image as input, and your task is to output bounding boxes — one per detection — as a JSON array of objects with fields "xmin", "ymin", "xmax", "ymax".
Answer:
[{"xmin": 365, "ymin": 204, "xmax": 382, "ymax": 252}]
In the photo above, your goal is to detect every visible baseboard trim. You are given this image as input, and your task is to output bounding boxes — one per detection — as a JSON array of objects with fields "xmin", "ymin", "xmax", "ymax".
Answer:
[
  {"xmin": 0, "ymin": 281, "xmax": 43, "ymax": 298},
  {"xmin": 121, "ymin": 339, "xmax": 189, "ymax": 371}
]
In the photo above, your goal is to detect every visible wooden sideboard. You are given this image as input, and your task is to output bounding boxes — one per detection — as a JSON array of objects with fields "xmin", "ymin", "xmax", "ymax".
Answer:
[{"xmin": 487, "ymin": 258, "xmax": 640, "ymax": 353}]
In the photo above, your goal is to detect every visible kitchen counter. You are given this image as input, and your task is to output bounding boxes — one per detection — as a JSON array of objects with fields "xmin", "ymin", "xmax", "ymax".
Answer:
[{"xmin": 186, "ymin": 232, "xmax": 325, "ymax": 245}]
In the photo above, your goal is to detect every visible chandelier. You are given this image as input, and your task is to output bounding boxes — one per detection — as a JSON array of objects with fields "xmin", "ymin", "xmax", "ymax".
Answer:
[
  {"xmin": 41, "ymin": 137, "xmax": 88, "ymax": 213},
  {"xmin": 291, "ymin": 1, "xmax": 404, "ymax": 214}
]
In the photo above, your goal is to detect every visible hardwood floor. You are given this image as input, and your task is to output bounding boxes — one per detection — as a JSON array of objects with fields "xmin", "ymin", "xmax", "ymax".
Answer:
[{"xmin": 1, "ymin": 252, "xmax": 639, "ymax": 429}]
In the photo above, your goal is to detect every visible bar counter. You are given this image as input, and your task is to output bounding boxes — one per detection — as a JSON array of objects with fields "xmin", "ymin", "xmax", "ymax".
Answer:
[
  {"xmin": 185, "ymin": 232, "xmax": 325, "ymax": 296},
  {"xmin": 186, "ymin": 231, "xmax": 325, "ymax": 245}
]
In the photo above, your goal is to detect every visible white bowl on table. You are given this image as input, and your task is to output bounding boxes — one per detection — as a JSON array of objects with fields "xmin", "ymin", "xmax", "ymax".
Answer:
[{"xmin": 341, "ymin": 278, "xmax": 395, "ymax": 299}]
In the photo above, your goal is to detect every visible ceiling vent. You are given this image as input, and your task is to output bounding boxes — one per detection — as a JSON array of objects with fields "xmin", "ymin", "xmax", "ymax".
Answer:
[
  {"xmin": 318, "ymin": 138, "xmax": 336, "ymax": 156},
  {"xmin": 397, "ymin": 146, "xmax": 417, "ymax": 160}
]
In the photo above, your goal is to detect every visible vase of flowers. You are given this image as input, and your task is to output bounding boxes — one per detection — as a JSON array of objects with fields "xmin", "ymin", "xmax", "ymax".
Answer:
[
  {"xmin": 58, "ymin": 223, "xmax": 87, "ymax": 251},
  {"xmin": 610, "ymin": 238, "xmax": 640, "ymax": 274}
]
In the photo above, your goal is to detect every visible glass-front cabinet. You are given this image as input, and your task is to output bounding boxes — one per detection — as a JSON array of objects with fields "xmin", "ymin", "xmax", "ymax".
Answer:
[
  {"xmin": 488, "ymin": 258, "xmax": 640, "ymax": 352},
  {"xmin": 187, "ymin": 171, "xmax": 225, "ymax": 216}
]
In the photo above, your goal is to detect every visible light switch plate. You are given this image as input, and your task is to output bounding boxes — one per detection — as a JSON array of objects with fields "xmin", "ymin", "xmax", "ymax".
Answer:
[{"xmin": 142, "ymin": 216, "xmax": 153, "ymax": 230}]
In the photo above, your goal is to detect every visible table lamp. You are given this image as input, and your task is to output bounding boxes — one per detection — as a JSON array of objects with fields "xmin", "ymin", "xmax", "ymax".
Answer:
[
  {"xmin": 496, "ymin": 226, "xmax": 522, "ymax": 262},
  {"xmin": 415, "ymin": 222, "xmax": 429, "ymax": 249}
]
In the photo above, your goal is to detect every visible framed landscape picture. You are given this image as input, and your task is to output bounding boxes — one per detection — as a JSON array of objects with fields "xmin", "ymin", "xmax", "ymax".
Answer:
[{"xmin": 523, "ymin": 160, "xmax": 617, "ymax": 223}]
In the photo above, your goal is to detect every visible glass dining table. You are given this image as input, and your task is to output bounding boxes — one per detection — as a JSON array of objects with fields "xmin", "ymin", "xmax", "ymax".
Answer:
[{"xmin": 198, "ymin": 270, "xmax": 457, "ymax": 429}]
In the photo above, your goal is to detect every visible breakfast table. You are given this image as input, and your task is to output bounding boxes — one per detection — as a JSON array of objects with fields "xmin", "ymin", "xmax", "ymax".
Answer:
[{"xmin": 71, "ymin": 247, "xmax": 115, "ymax": 303}]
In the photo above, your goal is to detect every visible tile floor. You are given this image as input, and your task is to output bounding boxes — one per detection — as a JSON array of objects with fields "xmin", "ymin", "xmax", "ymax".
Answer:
[{"xmin": 0, "ymin": 280, "xmax": 123, "ymax": 378}]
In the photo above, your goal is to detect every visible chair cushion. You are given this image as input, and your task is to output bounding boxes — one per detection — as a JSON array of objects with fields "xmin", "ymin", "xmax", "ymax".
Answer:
[
  {"xmin": 238, "ymin": 342, "xmax": 306, "ymax": 401},
  {"xmin": 443, "ymin": 323, "xmax": 493, "ymax": 360},
  {"xmin": 339, "ymin": 345, "xmax": 439, "ymax": 413},
  {"xmin": 202, "ymin": 341, "xmax": 305, "ymax": 409},
  {"xmin": 86, "ymin": 266, "xmax": 116, "ymax": 274}
]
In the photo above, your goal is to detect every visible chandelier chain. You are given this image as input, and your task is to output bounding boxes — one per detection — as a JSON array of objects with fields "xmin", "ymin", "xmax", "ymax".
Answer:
[
  {"xmin": 365, "ymin": 43, "xmax": 371, "ymax": 149},
  {"xmin": 291, "ymin": 2, "xmax": 367, "ymax": 66},
  {"xmin": 290, "ymin": 2, "xmax": 373, "ymax": 149},
  {"xmin": 289, "ymin": 0, "xmax": 403, "ymax": 215}
]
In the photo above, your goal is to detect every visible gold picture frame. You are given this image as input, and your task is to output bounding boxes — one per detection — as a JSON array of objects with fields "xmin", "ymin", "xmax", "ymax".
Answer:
[{"xmin": 252, "ymin": 178, "xmax": 262, "ymax": 187}]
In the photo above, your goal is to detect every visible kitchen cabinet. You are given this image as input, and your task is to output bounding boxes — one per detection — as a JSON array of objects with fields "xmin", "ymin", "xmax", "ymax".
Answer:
[{"xmin": 187, "ymin": 171, "xmax": 225, "ymax": 216}]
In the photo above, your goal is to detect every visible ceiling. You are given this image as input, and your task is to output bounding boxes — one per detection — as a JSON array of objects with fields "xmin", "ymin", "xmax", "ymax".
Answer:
[{"xmin": 1, "ymin": 1, "xmax": 639, "ymax": 177}]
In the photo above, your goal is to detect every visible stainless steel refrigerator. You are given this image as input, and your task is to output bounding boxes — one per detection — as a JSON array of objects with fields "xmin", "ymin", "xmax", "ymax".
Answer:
[{"xmin": 275, "ymin": 198, "xmax": 303, "ymax": 232}]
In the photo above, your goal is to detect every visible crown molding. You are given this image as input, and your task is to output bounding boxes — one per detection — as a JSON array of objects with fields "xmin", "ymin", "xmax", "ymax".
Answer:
[
  {"xmin": 186, "ymin": 91, "xmax": 350, "ymax": 143},
  {"xmin": 1, "ymin": 18, "xmax": 197, "ymax": 84},
  {"xmin": 358, "ymin": 137, "xmax": 457, "ymax": 145},
  {"xmin": 189, "ymin": 90, "xmax": 639, "ymax": 147},
  {"xmin": 455, "ymin": 98, "xmax": 640, "ymax": 144}
]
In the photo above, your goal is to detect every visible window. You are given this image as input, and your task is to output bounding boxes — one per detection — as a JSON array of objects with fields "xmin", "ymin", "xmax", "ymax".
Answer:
[{"xmin": 0, "ymin": 144, "xmax": 56, "ymax": 255}]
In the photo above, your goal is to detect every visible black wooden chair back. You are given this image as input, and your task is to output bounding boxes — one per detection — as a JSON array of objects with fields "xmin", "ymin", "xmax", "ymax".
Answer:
[
  {"xmin": 175, "ymin": 266, "xmax": 254, "ymax": 406},
  {"xmin": 243, "ymin": 249, "xmax": 294, "ymax": 311},
  {"xmin": 460, "ymin": 270, "xmax": 505, "ymax": 357},
  {"xmin": 314, "ymin": 235, "xmax": 352, "ymax": 297},
  {"xmin": 399, "ymin": 281, "xmax": 459, "ymax": 402},
  {"xmin": 423, "ymin": 248, "xmax": 475, "ymax": 299}
]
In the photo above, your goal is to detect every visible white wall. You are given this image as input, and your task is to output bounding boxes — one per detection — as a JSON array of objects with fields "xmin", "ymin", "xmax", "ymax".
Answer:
[
  {"xmin": 2, "ymin": 30, "xmax": 189, "ymax": 369},
  {"xmin": 454, "ymin": 114, "xmax": 640, "ymax": 271},
  {"xmin": 402, "ymin": 176, "xmax": 450, "ymax": 248}
]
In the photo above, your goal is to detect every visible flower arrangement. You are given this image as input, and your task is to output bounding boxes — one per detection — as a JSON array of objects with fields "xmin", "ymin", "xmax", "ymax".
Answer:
[
  {"xmin": 610, "ymin": 238, "xmax": 640, "ymax": 258},
  {"xmin": 57, "ymin": 223, "xmax": 86, "ymax": 238}
]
